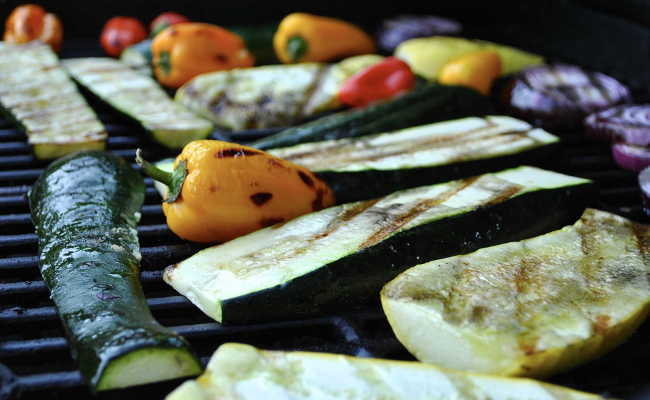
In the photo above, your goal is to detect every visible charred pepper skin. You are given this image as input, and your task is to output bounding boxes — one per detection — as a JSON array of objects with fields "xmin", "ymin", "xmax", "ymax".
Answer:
[{"xmin": 138, "ymin": 140, "xmax": 335, "ymax": 243}]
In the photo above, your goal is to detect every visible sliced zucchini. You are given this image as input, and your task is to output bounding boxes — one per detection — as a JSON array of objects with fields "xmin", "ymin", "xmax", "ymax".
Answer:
[
  {"xmin": 29, "ymin": 151, "xmax": 201, "ymax": 391},
  {"xmin": 62, "ymin": 57, "xmax": 213, "ymax": 149},
  {"xmin": 163, "ymin": 166, "xmax": 594, "ymax": 324},
  {"xmin": 270, "ymin": 115, "xmax": 559, "ymax": 203},
  {"xmin": 166, "ymin": 343, "xmax": 603, "ymax": 400},
  {"xmin": 0, "ymin": 42, "xmax": 107, "ymax": 159},
  {"xmin": 381, "ymin": 209, "xmax": 650, "ymax": 378}
]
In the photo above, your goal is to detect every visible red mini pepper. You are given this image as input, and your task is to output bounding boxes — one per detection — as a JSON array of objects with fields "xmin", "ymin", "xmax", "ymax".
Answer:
[{"xmin": 338, "ymin": 57, "xmax": 416, "ymax": 108}]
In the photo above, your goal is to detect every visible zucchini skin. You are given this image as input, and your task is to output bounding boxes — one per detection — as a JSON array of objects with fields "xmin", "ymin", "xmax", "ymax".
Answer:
[
  {"xmin": 319, "ymin": 143, "xmax": 560, "ymax": 204},
  {"xmin": 29, "ymin": 151, "xmax": 200, "ymax": 390},
  {"xmin": 218, "ymin": 182, "xmax": 596, "ymax": 323},
  {"xmin": 252, "ymin": 84, "xmax": 493, "ymax": 150}
]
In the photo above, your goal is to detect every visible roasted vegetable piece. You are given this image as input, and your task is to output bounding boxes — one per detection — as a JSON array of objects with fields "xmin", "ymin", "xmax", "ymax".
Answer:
[
  {"xmin": 338, "ymin": 56, "xmax": 415, "ymax": 108},
  {"xmin": 120, "ymin": 38, "xmax": 153, "ymax": 74},
  {"xmin": 3, "ymin": 4, "xmax": 63, "ymax": 52},
  {"xmin": 611, "ymin": 142, "xmax": 650, "ymax": 172},
  {"xmin": 63, "ymin": 57, "xmax": 213, "ymax": 149},
  {"xmin": 585, "ymin": 104, "xmax": 650, "ymax": 145},
  {"xmin": 29, "ymin": 151, "xmax": 202, "ymax": 391},
  {"xmin": 152, "ymin": 22, "xmax": 254, "ymax": 88},
  {"xmin": 639, "ymin": 166, "xmax": 650, "ymax": 217},
  {"xmin": 0, "ymin": 42, "xmax": 107, "ymax": 159},
  {"xmin": 163, "ymin": 166, "xmax": 593, "ymax": 323},
  {"xmin": 274, "ymin": 13, "xmax": 376, "ymax": 63},
  {"xmin": 377, "ymin": 14, "xmax": 462, "ymax": 53},
  {"xmin": 150, "ymin": 11, "xmax": 189, "ymax": 37},
  {"xmin": 252, "ymin": 83, "xmax": 493, "ymax": 150},
  {"xmin": 229, "ymin": 23, "xmax": 279, "ymax": 65},
  {"xmin": 166, "ymin": 343, "xmax": 604, "ymax": 400},
  {"xmin": 439, "ymin": 50, "xmax": 501, "ymax": 95},
  {"xmin": 137, "ymin": 140, "xmax": 335, "ymax": 243},
  {"xmin": 395, "ymin": 36, "xmax": 543, "ymax": 80},
  {"xmin": 505, "ymin": 64, "xmax": 631, "ymax": 130},
  {"xmin": 382, "ymin": 209, "xmax": 650, "ymax": 378},
  {"xmin": 100, "ymin": 16, "xmax": 147, "ymax": 57}
]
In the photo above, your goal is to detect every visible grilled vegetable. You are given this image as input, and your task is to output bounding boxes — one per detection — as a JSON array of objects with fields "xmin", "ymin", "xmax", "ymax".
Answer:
[
  {"xmin": 639, "ymin": 166, "xmax": 650, "ymax": 216},
  {"xmin": 0, "ymin": 42, "xmax": 107, "ymax": 159},
  {"xmin": 63, "ymin": 57, "xmax": 213, "ymax": 149},
  {"xmin": 166, "ymin": 343, "xmax": 603, "ymax": 400},
  {"xmin": 3, "ymin": 4, "xmax": 63, "ymax": 52},
  {"xmin": 611, "ymin": 142, "xmax": 650, "ymax": 172},
  {"xmin": 164, "ymin": 166, "xmax": 593, "ymax": 324},
  {"xmin": 137, "ymin": 140, "xmax": 335, "ymax": 243},
  {"xmin": 252, "ymin": 83, "xmax": 493, "ymax": 150},
  {"xmin": 585, "ymin": 104, "xmax": 650, "ymax": 145},
  {"xmin": 150, "ymin": 12, "xmax": 189, "ymax": 37},
  {"xmin": 270, "ymin": 116, "xmax": 559, "ymax": 203},
  {"xmin": 377, "ymin": 14, "xmax": 462, "ymax": 53},
  {"xmin": 505, "ymin": 64, "xmax": 631, "ymax": 130},
  {"xmin": 395, "ymin": 36, "xmax": 543, "ymax": 80},
  {"xmin": 229, "ymin": 23, "xmax": 279, "ymax": 65},
  {"xmin": 175, "ymin": 55, "xmax": 383, "ymax": 131},
  {"xmin": 338, "ymin": 57, "xmax": 415, "ymax": 108},
  {"xmin": 274, "ymin": 13, "xmax": 376, "ymax": 63},
  {"xmin": 100, "ymin": 16, "xmax": 147, "ymax": 57},
  {"xmin": 439, "ymin": 50, "xmax": 501, "ymax": 95},
  {"xmin": 29, "ymin": 151, "xmax": 201, "ymax": 391},
  {"xmin": 382, "ymin": 208, "xmax": 650, "ymax": 378},
  {"xmin": 152, "ymin": 23, "xmax": 254, "ymax": 88},
  {"xmin": 120, "ymin": 38, "xmax": 153, "ymax": 74}
]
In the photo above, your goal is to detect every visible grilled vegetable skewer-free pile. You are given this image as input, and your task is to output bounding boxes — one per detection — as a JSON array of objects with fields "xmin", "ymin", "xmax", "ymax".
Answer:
[
  {"xmin": 167, "ymin": 343, "xmax": 604, "ymax": 400},
  {"xmin": 29, "ymin": 151, "xmax": 201, "ymax": 391},
  {"xmin": 0, "ymin": 42, "xmax": 107, "ymax": 159},
  {"xmin": 382, "ymin": 209, "xmax": 650, "ymax": 378},
  {"xmin": 62, "ymin": 57, "xmax": 213, "ymax": 149},
  {"xmin": 163, "ymin": 166, "xmax": 593, "ymax": 324}
]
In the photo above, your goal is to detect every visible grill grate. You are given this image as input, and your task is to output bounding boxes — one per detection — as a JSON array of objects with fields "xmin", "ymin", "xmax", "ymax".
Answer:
[{"xmin": 1, "ymin": 48, "xmax": 650, "ymax": 400}]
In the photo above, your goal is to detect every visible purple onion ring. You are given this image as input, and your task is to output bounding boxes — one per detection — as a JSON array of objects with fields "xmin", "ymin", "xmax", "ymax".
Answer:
[{"xmin": 585, "ymin": 104, "xmax": 650, "ymax": 146}]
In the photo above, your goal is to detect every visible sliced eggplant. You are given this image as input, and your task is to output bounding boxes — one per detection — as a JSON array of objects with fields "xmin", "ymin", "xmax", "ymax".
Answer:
[
  {"xmin": 166, "ymin": 343, "xmax": 604, "ymax": 400},
  {"xmin": 163, "ymin": 166, "xmax": 593, "ymax": 324},
  {"xmin": 62, "ymin": 57, "xmax": 213, "ymax": 149},
  {"xmin": 269, "ymin": 115, "xmax": 560, "ymax": 203},
  {"xmin": 382, "ymin": 209, "xmax": 650, "ymax": 378},
  {"xmin": 0, "ymin": 42, "xmax": 107, "ymax": 159},
  {"xmin": 505, "ymin": 64, "xmax": 631, "ymax": 130}
]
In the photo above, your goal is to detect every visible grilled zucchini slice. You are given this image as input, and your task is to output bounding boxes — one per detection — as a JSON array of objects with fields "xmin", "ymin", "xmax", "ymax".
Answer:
[
  {"xmin": 270, "ymin": 115, "xmax": 559, "ymax": 203},
  {"xmin": 166, "ymin": 343, "xmax": 603, "ymax": 400},
  {"xmin": 0, "ymin": 42, "xmax": 107, "ymax": 159},
  {"xmin": 62, "ymin": 57, "xmax": 213, "ymax": 149},
  {"xmin": 163, "ymin": 166, "xmax": 593, "ymax": 324},
  {"xmin": 382, "ymin": 209, "xmax": 650, "ymax": 378}
]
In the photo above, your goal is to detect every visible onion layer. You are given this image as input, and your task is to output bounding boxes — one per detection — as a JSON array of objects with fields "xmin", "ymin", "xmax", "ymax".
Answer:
[
  {"xmin": 612, "ymin": 143, "xmax": 650, "ymax": 172},
  {"xmin": 585, "ymin": 104, "xmax": 650, "ymax": 145}
]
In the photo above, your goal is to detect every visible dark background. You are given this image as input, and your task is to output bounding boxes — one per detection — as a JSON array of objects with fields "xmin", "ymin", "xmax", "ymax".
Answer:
[{"xmin": 0, "ymin": 0, "xmax": 649, "ymax": 91}]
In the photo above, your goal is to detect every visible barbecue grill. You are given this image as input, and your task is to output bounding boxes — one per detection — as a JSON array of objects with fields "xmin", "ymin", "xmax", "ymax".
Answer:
[{"xmin": 2, "ymin": 1, "xmax": 650, "ymax": 399}]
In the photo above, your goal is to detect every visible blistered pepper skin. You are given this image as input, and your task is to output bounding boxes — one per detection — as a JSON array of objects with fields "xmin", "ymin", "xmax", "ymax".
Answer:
[{"xmin": 162, "ymin": 140, "xmax": 335, "ymax": 243}]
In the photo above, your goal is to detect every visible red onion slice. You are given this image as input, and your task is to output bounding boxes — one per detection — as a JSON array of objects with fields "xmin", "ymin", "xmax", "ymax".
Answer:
[
  {"xmin": 585, "ymin": 104, "xmax": 650, "ymax": 145},
  {"xmin": 505, "ymin": 64, "xmax": 631, "ymax": 130},
  {"xmin": 612, "ymin": 143, "xmax": 650, "ymax": 172},
  {"xmin": 377, "ymin": 15, "xmax": 462, "ymax": 53},
  {"xmin": 639, "ymin": 166, "xmax": 650, "ymax": 216}
]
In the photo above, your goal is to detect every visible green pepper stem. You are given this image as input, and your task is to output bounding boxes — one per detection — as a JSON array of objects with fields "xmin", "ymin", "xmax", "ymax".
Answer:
[
  {"xmin": 135, "ymin": 149, "xmax": 173, "ymax": 186},
  {"xmin": 287, "ymin": 36, "xmax": 308, "ymax": 62}
]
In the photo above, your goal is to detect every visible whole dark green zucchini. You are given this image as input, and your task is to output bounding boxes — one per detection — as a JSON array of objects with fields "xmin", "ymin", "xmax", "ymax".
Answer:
[
  {"xmin": 29, "ymin": 151, "xmax": 201, "ymax": 392},
  {"xmin": 252, "ymin": 83, "xmax": 493, "ymax": 150}
]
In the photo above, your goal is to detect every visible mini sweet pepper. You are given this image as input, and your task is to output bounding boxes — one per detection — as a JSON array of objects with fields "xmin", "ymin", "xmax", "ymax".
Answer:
[
  {"xmin": 3, "ymin": 4, "xmax": 63, "ymax": 52},
  {"xmin": 136, "ymin": 141, "xmax": 335, "ymax": 243}
]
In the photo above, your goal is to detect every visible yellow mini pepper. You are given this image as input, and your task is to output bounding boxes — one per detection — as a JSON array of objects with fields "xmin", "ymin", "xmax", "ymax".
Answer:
[
  {"xmin": 136, "ymin": 141, "xmax": 335, "ymax": 243},
  {"xmin": 274, "ymin": 13, "xmax": 376, "ymax": 64}
]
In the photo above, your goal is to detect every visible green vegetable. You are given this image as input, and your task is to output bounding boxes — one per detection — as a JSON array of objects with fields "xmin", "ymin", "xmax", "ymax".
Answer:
[
  {"xmin": 120, "ymin": 39, "xmax": 153, "ymax": 75},
  {"xmin": 63, "ymin": 57, "xmax": 213, "ymax": 149},
  {"xmin": 163, "ymin": 166, "xmax": 594, "ymax": 324},
  {"xmin": 229, "ymin": 23, "xmax": 279, "ymax": 65},
  {"xmin": 252, "ymin": 83, "xmax": 493, "ymax": 150},
  {"xmin": 29, "ymin": 151, "xmax": 201, "ymax": 391}
]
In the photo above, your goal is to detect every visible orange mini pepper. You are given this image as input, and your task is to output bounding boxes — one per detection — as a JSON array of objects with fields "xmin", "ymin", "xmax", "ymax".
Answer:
[
  {"xmin": 152, "ymin": 22, "xmax": 254, "ymax": 89},
  {"xmin": 3, "ymin": 4, "xmax": 63, "ymax": 52},
  {"xmin": 136, "ymin": 140, "xmax": 335, "ymax": 243}
]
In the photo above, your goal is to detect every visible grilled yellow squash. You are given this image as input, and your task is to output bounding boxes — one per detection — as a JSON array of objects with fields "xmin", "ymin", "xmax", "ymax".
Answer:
[{"xmin": 382, "ymin": 208, "xmax": 650, "ymax": 378}]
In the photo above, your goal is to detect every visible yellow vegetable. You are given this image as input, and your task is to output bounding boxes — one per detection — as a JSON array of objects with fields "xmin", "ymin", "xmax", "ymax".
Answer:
[
  {"xmin": 439, "ymin": 50, "xmax": 502, "ymax": 95},
  {"xmin": 273, "ymin": 13, "xmax": 376, "ymax": 63},
  {"xmin": 137, "ymin": 140, "xmax": 335, "ymax": 243},
  {"xmin": 395, "ymin": 36, "xmax": 543, "ymax": 80}
]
